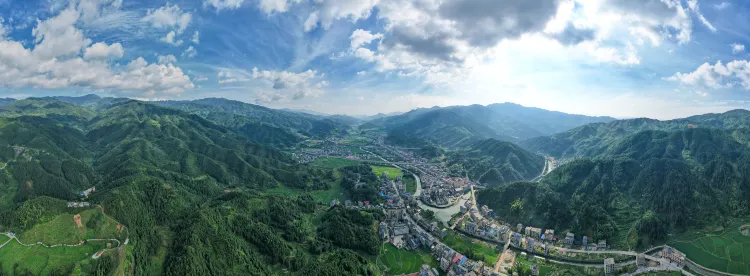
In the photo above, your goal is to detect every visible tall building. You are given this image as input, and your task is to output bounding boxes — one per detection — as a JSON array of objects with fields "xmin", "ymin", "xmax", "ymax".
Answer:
[{"xmin": 604, "ymin": 258, "xmax": 615, "ymax": 276}]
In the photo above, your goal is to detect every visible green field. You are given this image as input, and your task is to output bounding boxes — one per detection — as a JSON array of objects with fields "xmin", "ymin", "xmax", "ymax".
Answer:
[
  {"xmin": 0, "ymin": 239, "xmax": 109, "ymax": 275},
  {"xmin": 311, "ymin": 157, "xmax": 360, "ymax": 168},
  {"xmin": 347, "ymin": 146, "xmax": 369, "ymax": 154},
  {"xmin": 371, "ymin": 166, "xmax": 403, "ymax": 180},
  {"xmin": 669, "ymin": 221, "xmax": 750, "ymax": 274},
  {"xmin": 19, "ymin": 208, "xmax": 125, "ymax": 245},
  {"xmin": 0, "ymin": 235, "xmax": 9, "ymax": 245},
  {"xmin": 516, "ymin": 255, "xmax": 555, "ymax": 275},
  {"xmin": 375, "ymin": 244, "xmax": 439, "ymax": 275},
  {"xmin": 265, "ymin": 178, "xmax": 347, "ymax": 204},
  {"xmin": 404, "ymin": 176, "xmax": 417, "ymax": 194},
  {"xmin": 442, "ymin": 231, "xmax": 498, "ymax": 265}
]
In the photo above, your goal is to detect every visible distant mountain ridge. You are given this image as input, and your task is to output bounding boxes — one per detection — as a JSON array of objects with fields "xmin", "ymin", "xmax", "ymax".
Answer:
[{"xmin": 363, "ymin": 103, "xmax": 616, "ymax": 148}]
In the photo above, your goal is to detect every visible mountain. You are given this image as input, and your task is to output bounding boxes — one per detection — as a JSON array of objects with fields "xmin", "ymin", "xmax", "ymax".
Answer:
[
  {"xmin": 280, "ymin": 108, "xmax": 330, "ymax": 116},
  {"xmin": 366, "ymin": 103, "xmax": 614, "ymax": 148},
  {"xmin": 446, "ymin": 139, "xmax": 545, "ymax": 186},
  {"xmin": 521, "ymin": 109, "xmax": 750, "ymax": 158},
  {"xmin": 479, "ymin": 123, "xmax": 750, "ymax": 249},
  {"xmin": 0, "ymin": 98, "xmax": 376, "ymax": 275},
  {"xmin": 0, "ymin": 98, "xmax": 17, "ymax": 106},
  {"xmin": 154, "ymin": 98, "xmax": 351, "ymax": 146}
]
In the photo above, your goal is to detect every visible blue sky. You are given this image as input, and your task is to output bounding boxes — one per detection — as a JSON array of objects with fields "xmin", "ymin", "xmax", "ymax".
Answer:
[{"xmin": 0, "ymin": 0, "xmax": 748, "ymax": 119}]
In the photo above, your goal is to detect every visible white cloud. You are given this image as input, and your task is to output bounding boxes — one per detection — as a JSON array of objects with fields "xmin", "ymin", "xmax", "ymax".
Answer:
[
  {"xmin": 303, "ymin": 12, "xmax": 319, "ymax": 32},
  {"xmin": 161, "ymin": 31, "xmax": 183, "ymax": 46},
  {"xmin": 83, "ymin": 42, "xmax": 124, "ymax": 60},
  {"xmin": 204, "ymin": 0, "xmax": 245, "ymax": 10},
  {"xmin": 712, "ymin": 2, "xmax": 730, "ymax": 10},
  {"xmin": 356, "ymin": 71, "xmax": 366, "ymax": 76},
  {"xmin": 666, "ymin": 60, "xmax": 750, "ymax": 90},
  {"xmin": 0, "ymin": 5, "xmax": 194, "ymax": 96},
  {"xmin": 731, "ymin": 43, "xmax": 745, "ymax": 54},
  {"xmin": 259, "ymin": 0, "xmax": 302, "ymax": 14},
  {"xmin": 217, "ymin": 70, "xmax": 246, "ymax": 84},
  {"xmin": 157, "ymin": 54, "xmax": 177, "ymax": 65},
  {"xmin": 251, "ymin": 67, "xmax": 327, "ymax": 101},
  {"xmin": 194, "ymin": 75, "xmax": 208, "ymax": 82},
  {"xmin": 349, "ymin": 29, "xmax": 382, "ymax": 49},
  {"xmin": 354, "ymin": 47, "xmax": 376, "ymax": 62},
  {"xmin": 191, "ymin": 31, "xmax": 200, "ymax": 44},
  {"xmin": 141, "ymin": 3, "xmax": 192, "ymax": 34},
  {"xmin": 182, "ymin": 46, "xmax": 197, "ymax": 58}
]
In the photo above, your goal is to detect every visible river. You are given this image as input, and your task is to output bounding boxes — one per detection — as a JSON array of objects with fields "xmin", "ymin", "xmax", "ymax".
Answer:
[{"xmin": 412, "ymin": 173, "xmax": 466, "ymax": 224}]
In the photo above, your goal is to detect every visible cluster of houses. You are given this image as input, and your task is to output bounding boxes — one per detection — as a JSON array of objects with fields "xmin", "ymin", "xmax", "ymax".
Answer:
[
  {"xmin": 79, "ymin": 186, "xmax": 95, "ymax": 198},
  {"xmin": 67, "ymin": 202, "xmax": 91, "ymax": 208},
  {"xmin": 659, "ymin": 246, "xmax": 686, "ymax": 267},
  {"xmin": 291, "ymin": 146, "xmax": 376, "ymax": 164},
  {"xmin": 456, "ymin": 204, "xmax": 510, "ymax": 243},
  {"xmin": 432, "ymin": 244, "xmax": 500, "ymax": 276},
  {"xmin": 508, "ymin": 223, "xmax": 609, "ymax": 256},
  {"xmin": 420, "ymin": 177, "xmax": 472, "ymax": 207},
  {"xmin": 329, "ymin": 199, "xmax": 375, "ymax": 210}
]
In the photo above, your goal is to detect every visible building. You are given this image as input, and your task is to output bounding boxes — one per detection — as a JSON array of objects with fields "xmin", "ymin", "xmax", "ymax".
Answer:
[
  {"xmin": 393, "ymin": 223, "xmax": 410, "ymax": 236},
  {"xmin": 67, "ymin": 202, "xmax": 91, "ymax": 208},
  {"xmin": 466, "ymin": 222, "xmax": 477, "ymax": 233},
  {"xmin": 526, "ymin": 238, "xmax": 535, "ymax": 252},
  {"xmin": 517, "ymin": 223, "xmax": 523, "ymax": 232},
  {"xmin": 440, "ymin": 258, "xmax": 451, "ymax": 272},
  {"xmin": 604, "ymin": 258, "xmax": 615, "ymax": 276},
  {"xmin": 660, "ymin": 246, "xmax": 686, "ymax": 267},
  {"xmin": 419, "ymin": 264, "xmax": 438, "ymax": 276},
  {"xmin": 582, "ymin": 236, "xmax": 588, "ymax": 247},
  {"xmin": 636, "ymin": 253, "xmax": 647, "ymax": 267},
  {"xmin": 379, "ymin": 222, "xmax": 390, "ymax": 241},
  {"xmin": 544, "ymin": 229, "xmax": 555, "ymax": 241},
  {"xmin": 525, "ymin": 227, "xmax": 541, "ymax": 238},
  {"xmin": 564, "ymin": 232, "xmax": 575, "ymax": 245},
  {"xmin": 530, "ymin": 264, "xmax": 539, "ymax": 276},
  {"xmin": 598, "ymin": 240, "xmax": 607, "ymax": 250}
]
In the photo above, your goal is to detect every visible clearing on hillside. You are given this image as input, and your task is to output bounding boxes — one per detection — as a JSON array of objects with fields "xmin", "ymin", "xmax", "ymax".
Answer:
[{"xmin": 669, "ymin": 221, "xmax": 750, "ymax": 274}]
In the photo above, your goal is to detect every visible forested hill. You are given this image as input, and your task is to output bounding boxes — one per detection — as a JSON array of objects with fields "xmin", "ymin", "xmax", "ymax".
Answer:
[
  {"xmin": 446, "ymin": 139, "xmax": 544, "ymax": 186},
  {"xmin": 364, "ymin": 103, "xmax": 614, "ymax": 148},
  {"xmin": 521, "ymin": 109, "xmax": 750, "ymax": 158},
  {"xmin": 155, "ymin": 98, "xmax": 350, "ymax": 139},
  {"xmin": 0, "ymin": 98, "xmax": 374, "ymax": 275},
  {"xmin": 478, "ymin": 116, "xmax": 750, "ymax": 250}
]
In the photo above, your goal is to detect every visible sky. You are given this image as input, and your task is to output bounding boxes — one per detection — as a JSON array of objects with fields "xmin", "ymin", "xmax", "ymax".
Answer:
[{"xmin": 0, "ymin": 0, "xmax": 749, "ymax": 119}]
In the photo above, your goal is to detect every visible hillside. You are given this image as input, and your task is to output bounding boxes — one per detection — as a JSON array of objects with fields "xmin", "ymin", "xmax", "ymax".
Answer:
[
  {"xmin": 155, "ymin": 98, "xmax": 350, "ymax": 145},
  {"xmin": 478, "ymin": 127, "xmax": 750, "ymax": 249},
  {"xmin": 522, "ymin": 109, "xmax": 750, "ymax": 158},
  {"xmin": 0, "ymin": 98, "xmax": 376, "ymax": 275},
  {"xmin": 365, "ymin": 103, "xmax": 614, "ymax": 148},
  {"xmin": 446, "ymin": 139, "xmax": 545, "ymax": 186}
]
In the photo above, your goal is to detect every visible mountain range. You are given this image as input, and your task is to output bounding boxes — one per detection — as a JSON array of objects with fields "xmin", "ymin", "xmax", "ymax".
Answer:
[{"xmin": 363, "ymin": 103, "xmax": 615, "ymax": 148}]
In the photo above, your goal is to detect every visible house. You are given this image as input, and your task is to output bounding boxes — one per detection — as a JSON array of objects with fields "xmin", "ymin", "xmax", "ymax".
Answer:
[
  {"xmin": 604, "ymin": 258, "xmax": 615, "ymax": 276},
  {"xmin": 544, "ymin": 229, "xmax": 555, "ymax": 241},
  {"xmin": 419, "ymin": 264, "xmax": 438, "ymax": 276},
  {"xmin": 636, "ymin": 253, "xmax": 647, "ymax": 267},
  {"xmin": 379, "ymin": 222, "xmax": 390, "ymax": 241},
  {"xmin": 440, "ymin": 258, "xmax": 451, "ymax": 272},
  {"xmin": 393, "ymin": 223, "xmax": 410, "ymax": 236},
  {"xmin": 564, "ymin": 232, "xmax": 575, "ymax": 245},
  {"xmin": 466, "ymin": 222, "xmax": 477, "ymax": 233},
  {"xmin": 598, "ymin": 240, "xmax": 607, "ymax": 250},
  {"xmin": 582, "ymin": 236, "xmax": 589, "ymax": 247},
  {"xmin": 525, "ymin": 227, "xmax": 541, "ymax": 238},
  {"xmin": 517, "ymin": 223, "xmax": 523, "ymax": 232},
  {"xmin": 531, "ymin": 264, "xmax": 539, "ymax": 276},
  {"xmin": 441, "ymin": 228, "xmax": 448, "ymax": 239},
  {"xmin": 660, "ymin": 246, "xmax": 686, "ymax": 267},
  {"xmin": 344, "ymin": 200, "xmax": 352, "ymax": 207},
  {"xmin": 67, "ymin": 202, "xmax": 91, "ymax": 208},
  {"xmin": 526, "ymin": 238, "xmax": 535, "ymax": 252},
  {"xmin": 330, "ymin": 199, "xmax": 339, "ymax": 207}
]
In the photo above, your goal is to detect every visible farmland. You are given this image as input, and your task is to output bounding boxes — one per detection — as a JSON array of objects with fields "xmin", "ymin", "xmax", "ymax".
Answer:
[
  {"xmin": 442, "ymin": 232, "xmax": 498, "ymax": 265},
  {"xmin": 0, "ymin": 238, "xmax": 109, "ymax": 275},
  {"xmin": 375, "ymin": 244, "xmax": 439, "ymax": 275},
  {"xmin": 371, "ymin": 165, "xmax": 403, "ymax": 180},
  {"xmin": 669, "ymin": 221, "xmax": 750, "ymax": 274},
  {"xmin": 310, "ymin": 157, "xmax": 360, "ymax": 168}
]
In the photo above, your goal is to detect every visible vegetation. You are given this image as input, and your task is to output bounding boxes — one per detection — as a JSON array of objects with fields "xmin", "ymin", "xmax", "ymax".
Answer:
[
  {"xmin": 375, "ymin": 244, "xmax": 439, "ymax": 275},
  {"xmin": 311, "ymin": 157, "xmax": 360, "ymax": 168},
  {"xmin": 442, "ymin": 231, "xmax": 498, "ymax": 265},
  {"xmin": 339, "ymin": 165, "xmax": 380, "ymax": 202},
  {"xmin": 370, "ymin": 165, "xmax": 403, "ymax": 179},
  {"xmin": 447, "ymin": 139, "xmax": 544, "ymax": 185},
  {"xmin": 669, "ymin": 220, "xmax": 750, "ymax": 274}
]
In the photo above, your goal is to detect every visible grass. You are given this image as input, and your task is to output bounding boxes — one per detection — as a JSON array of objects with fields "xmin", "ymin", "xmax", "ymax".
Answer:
[
  {"xmin": 442, "ymin": 231, "xmax": 498, "ymax": 265},
  {"xmin": 668, "ymin": 220, "xmax": 750, "ymax": 274},
  {"xmin": 19, "ymin": 208, "xmax": 126, "ymax": 245},
  {"xmin": 371, "ymin": 165, "xmax": 403, "ymax": 180},
  {"xmin": 0, "ymin": 238, "xmax": 109, "ymax": 275},
  {"xmin": 404, "ymin": 176, "xmax": 417, "ymax": 194},
  {"xmin": 375, "ymin": 244, "xmax": 439, "ymax": 275},
  {"xmin": 516, "ymin": 255, "xmax": 555, "ymax": 275},
  {"xmin": 265, "ymin": 179, "xmax": 347, "ymax": 204},
  {"xmin": 310, "ymin": 157, "xmax": 360, "ymax": 169},
  {"xmin": 346, "ymin": 146, "xmax": 369, "ymax": 154},
  {"xmin": 0, "ymin": 235, "xmax": 8, "ymax": 245}
]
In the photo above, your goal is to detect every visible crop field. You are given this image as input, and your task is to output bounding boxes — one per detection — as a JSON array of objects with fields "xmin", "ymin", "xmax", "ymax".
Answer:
[
  {"xmin": 404, "ymin": 176, "xmax": 417, "ymax": 194},
  {"xmin": 310, "ymin": 157, "xmax": 360, "ymax": 168},
  {"xmin": 19, "ymin": 208, "xmax": 125, "ymax": 245},
  {"xmin": 442, "ymin": 231, "xmax": 498, "ymax": 265},
  {"xmin": 375, "ymin": 244, "xmax": 439, "ymax": 275},
  {"xmin": 371, "ymin": 165, "xmax": 403, "ymax": 180},
  {"xmin": 669, "ymin": 221, "xmax": 750, "ymax": 274},
  {"xmin": 0, "ymin": 239, "xmax": 108, "ymax": 275}
]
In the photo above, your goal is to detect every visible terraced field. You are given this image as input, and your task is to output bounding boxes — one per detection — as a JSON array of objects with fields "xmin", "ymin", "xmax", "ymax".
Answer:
[{"xmin": 669, "ymin": 221, "xmax": 750, "ymax": 274}]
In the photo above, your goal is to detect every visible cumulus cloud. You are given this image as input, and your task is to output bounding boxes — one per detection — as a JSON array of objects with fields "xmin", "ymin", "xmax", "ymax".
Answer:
[
  {"xmin": 83, "ymin": 42, "xmax": 124, "ymax": 60},
  {"xmin": 182, "ymin": 46, "xmax": 197, "ymax": 58},
  {"xmin": 665, "ymin": 60, "xmax": 750, "ymax": 90},
  {"xmin": 191, "ymin": 31, "xmax": 200, "ymax": 44},
  {"xmin": 161, "ymin": 31, "xmax": 183, "ymax": 46},
  {"xmin": 204, "ymin": 0, "xmax": 245, "ymax": 10},
  {"xmin": 274, "ymin": 0, "xmax": 378, "ymax": 31},
  {"xmin": 350, "ymin": 29, "xmax": 382, "ymax": 49},
  {"xmin": 157, "ymin": 54, "xmax": 177, "ymax": 65},
  {"xmin": 141, "ymin": 3, "xmax": 192, "ymax": 34},
  {"xmin": 251, "ymin": 67, "xmax": 327, "ymax": 100},
  {"xmin": 731, "ymin": 43, "xmax": 745, "ymax": 54},
  {"xmin": 0, "ymin": 4, "xmax": 193, "ymax": 96}
]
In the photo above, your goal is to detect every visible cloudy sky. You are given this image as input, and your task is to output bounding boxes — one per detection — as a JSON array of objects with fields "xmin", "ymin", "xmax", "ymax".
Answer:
[{"xmin": 0, "ymin": 0, "xmax": 749, "ymax": 119}]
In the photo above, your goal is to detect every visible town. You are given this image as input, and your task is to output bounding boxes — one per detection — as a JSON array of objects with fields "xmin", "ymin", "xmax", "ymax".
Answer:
[{"xmin": 316, "ymin": 140, "xmax": 708, "ymax": 276}]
